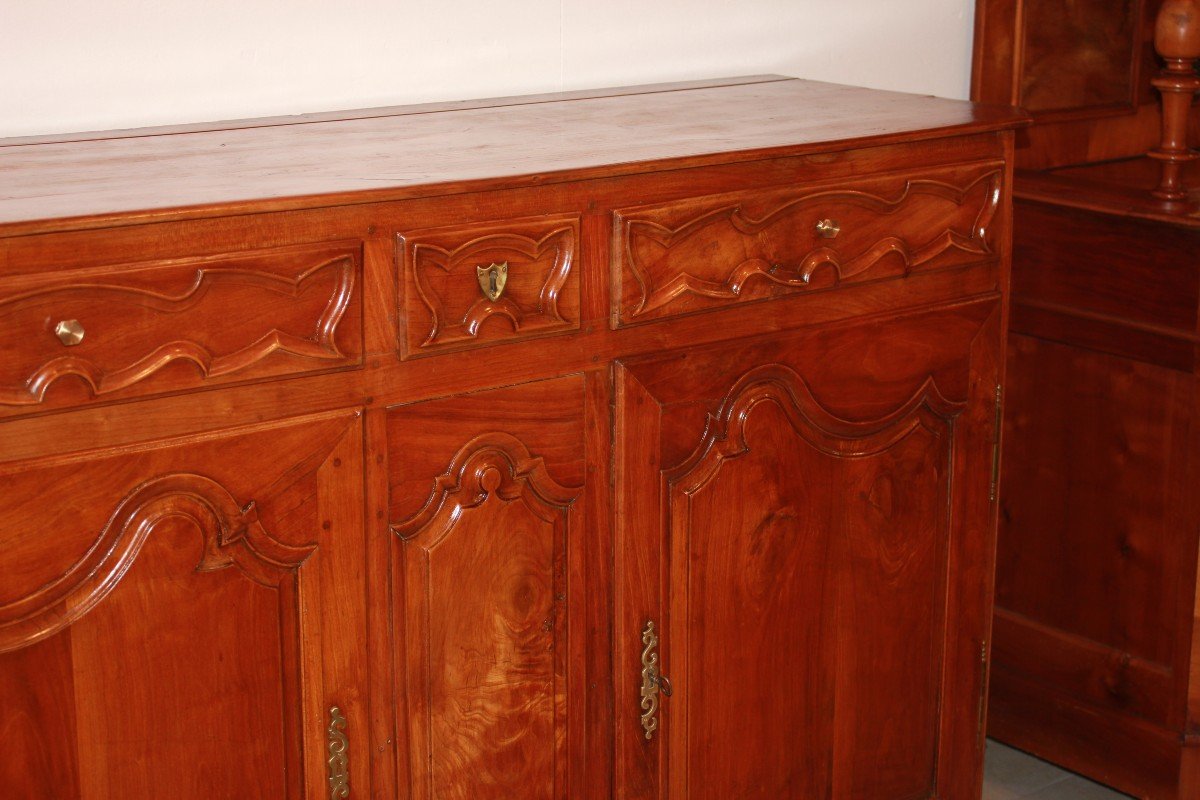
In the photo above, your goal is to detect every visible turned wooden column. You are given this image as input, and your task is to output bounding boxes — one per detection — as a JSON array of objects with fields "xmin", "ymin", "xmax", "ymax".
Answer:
[{"xmin": 1151, "ymin": 0, "xmax": 1200, "ymax": 201}]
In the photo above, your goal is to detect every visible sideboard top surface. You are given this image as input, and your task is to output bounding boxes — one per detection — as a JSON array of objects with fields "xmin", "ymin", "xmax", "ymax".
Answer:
[{"xmin": 0, "ymin": 75, "xmax": 1025, "ymax": 237}]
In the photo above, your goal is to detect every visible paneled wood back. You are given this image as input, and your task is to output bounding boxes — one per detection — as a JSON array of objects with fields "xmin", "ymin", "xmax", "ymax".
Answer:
[{"xmin": 973, "ymin": 0, "xmax": 1199, "ymax": 168}]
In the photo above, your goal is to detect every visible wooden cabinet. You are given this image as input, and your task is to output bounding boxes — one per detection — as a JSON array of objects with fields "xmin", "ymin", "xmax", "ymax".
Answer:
[
  {"xmin": 0, "ymin": 77, "xmax": 1022, "ymax": 798},
  {"xmin": 385, "ymin": 376, "xmax": 594, "ymax": 799},
  {"xmin": 613, "ymin": 302, "xmax": 1004, "ymax": 800},
  {"xmin": 0, "ymin": 412, "xmax": 367, "ymax": 798},
  {"xmin": 973, "ymin": 2, "xmax": 1200, "ymax": 797}
]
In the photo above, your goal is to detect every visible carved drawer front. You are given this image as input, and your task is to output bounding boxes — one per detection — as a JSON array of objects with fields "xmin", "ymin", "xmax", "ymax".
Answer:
[
  {"xmin": 612, "ymin": 162, "xmax": 1003, "ymax": 326},
  {"xmin": 0, "ymin": 411, "xmax": 366, "ymax": 799},
  {"xmin": 0, "ymin": 241, "xmax": 362, "ymax": 409},
  {"xmin": 397, "ymin": 214, "xmax": 580, "ymax": 357}
]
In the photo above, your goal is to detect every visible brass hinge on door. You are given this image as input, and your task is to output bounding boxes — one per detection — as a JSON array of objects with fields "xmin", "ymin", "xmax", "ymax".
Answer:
[
  {"xmin": 977, "ymin": 641, "xmax": 989, "ymax": 746},
  {"xmin": 989, "ymin": 384, "xmax": 1003, "ymax": 504}
]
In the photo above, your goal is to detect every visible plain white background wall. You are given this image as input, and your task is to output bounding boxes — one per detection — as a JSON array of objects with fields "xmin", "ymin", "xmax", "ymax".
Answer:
[{"xmin": 0, "ymin": 0, "xmax": 975, "ymax": 138}]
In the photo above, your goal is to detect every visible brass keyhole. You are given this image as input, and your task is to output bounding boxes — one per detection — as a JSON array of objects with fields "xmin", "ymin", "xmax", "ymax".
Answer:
[{"xmin": 476, "ymin": 262, "xmax": 509, "ymax": 301}]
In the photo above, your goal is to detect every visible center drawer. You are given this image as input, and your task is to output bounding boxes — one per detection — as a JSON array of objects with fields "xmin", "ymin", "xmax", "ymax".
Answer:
[
  {"xmin": 396, "ymin": 214, "xmax": 581, "ymax": 358},
  {"xmin": 611, "ymin": 161, "xmax": 1003, "ymax": 327}
]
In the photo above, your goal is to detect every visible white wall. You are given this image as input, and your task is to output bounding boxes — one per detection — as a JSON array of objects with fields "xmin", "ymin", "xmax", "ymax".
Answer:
[{"xmin": 0, "ymin": 0, "xmax": 975, "ymax": 138}]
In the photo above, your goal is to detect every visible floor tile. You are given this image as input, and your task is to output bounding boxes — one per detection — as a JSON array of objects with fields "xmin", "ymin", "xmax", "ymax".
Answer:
[
  {"xmin": 983, "ymin": 740, "xmax": 1072, "ymax": 799},
  {"xmin": 982, "ymin": 740, "xmax": 1133, "ymax": 800},
  {"xmin": 1021, "ymin": 775, "xmax": 1131, "ymax": 800}
]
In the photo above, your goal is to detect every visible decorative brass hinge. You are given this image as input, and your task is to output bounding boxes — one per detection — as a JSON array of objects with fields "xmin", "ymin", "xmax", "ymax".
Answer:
[
  {"xmin": 327, "ymin": 705, "xmax": 349, "ymax": 798},
  {"xmin": 977, "ymin": 640, "xmax": 989, "ymax": 745},
  {"xmin": 989, "ymin": 384, "xmax": 1003, "ymax": 504}
]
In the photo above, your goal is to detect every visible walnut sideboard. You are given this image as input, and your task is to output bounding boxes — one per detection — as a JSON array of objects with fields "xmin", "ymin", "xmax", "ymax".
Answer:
[{"xmin": 0, "ymin": 77, "xmax": 1024, "ymax": 799}]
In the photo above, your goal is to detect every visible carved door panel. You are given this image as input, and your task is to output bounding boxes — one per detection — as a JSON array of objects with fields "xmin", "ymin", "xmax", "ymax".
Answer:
[
  {"xmin": 0, "ymin": 410, "xmax": 366, "ymax": 799},
  {"xmin": 386, "ymin": 375, "xmax": 598, "ymax": 800},
  {"xmin": 614, "ymin": 302, "xmax": 1003, "ymax": 799}
]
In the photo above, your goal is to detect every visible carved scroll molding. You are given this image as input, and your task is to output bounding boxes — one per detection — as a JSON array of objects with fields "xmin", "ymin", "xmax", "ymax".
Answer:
[
  {"xmin": 615, "ymin": 168, "xmax": 1002, "ymax": 324},
  {"xmin": 391, "ymin": 432, "xmax": 580, "ymax": 542},
  {"xmin": 406, "ymin": 223, "xmax": 579, "ymax": 353},
  {"xmin": 391, "ymin": 432, "xmax": 580, "ymax": 797},
  {"xmin": 0, "ymin": 473, "xmax": 315, "ymax": 653},
  {"xmin": 1, "ymin": 254, "xmax": 356, "ymax": 406},
  {"xmin": 666, "ymin": 364, "xmax": 966, "ymax": 492}
]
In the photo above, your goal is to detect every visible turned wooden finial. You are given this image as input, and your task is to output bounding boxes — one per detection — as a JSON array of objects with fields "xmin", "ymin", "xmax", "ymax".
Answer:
[{"xmin": 1150, "ymin": 0, "xmax": 1200, "ymax": 202}]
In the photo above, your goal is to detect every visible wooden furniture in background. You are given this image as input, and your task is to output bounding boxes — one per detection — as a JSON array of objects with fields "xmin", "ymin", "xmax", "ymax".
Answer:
[
  {"xmin": 1150, "ymin": 0, "xmax": 1200, "ymax": 200},
  {"xmin": 0, "ymin": 77, "xmax": 1022, "ymax": 798},
  {"xmin": 973, "ymin": 2, "xmax": 1200, "ymax": 797}
]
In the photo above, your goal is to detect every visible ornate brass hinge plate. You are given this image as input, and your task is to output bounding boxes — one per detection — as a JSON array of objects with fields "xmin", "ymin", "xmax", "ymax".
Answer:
[
  {"xmin": 640, "ymin": 619, "xmax": 671, "ymax": 740},
  {"xmin": 327, "ymin": 705, "xmax": 349, "ymax": 798},
  {"xmin": 989, "ymin": 384, "xmax": 1003, "ymax": 504},
  {"xmin": 977, "ymin": 640, "xmax": 989, "ymax": 745}
]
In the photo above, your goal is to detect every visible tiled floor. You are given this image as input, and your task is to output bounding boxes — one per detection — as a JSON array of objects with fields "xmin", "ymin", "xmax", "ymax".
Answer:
[{"xmin": 983, "ymin": 740, "xmax": 1133, "ymax": 799}]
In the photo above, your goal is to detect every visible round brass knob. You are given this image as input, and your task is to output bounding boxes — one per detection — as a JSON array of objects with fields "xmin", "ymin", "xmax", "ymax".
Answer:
[
  {"xmin": 54, "ymin": 319, "xmax": 85, "ymax": 346},
  {"xmin": 815, "ymin": 218, "xmax": 841, "ymax": 238}
]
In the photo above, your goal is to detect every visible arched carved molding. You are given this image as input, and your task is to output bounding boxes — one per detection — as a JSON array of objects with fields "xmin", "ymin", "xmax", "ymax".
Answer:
[
  {"xmin": 392, "ymin": 431, "xmax": 578, "ymax": 797},
  {"xmin": 0, "ymin": 473, "xmax": 314, "ymax": 653},
  {"xmin": 666, "ymin": 363, "xmax": 965, "ymax": 494},
  {"xmin": 617, "ymin": 169, "xmax": 1002, "ymax": 321},
  {"xmin": 391, "ymin": 432, "xmax": 580, "ymax": 547},
  {"xmin": 2, "ymin": 254, "xmax": 356, "ymax": 406},
  {"xmin": 409, "ymin": 225, "xmax": 577, "ymax": 350}
]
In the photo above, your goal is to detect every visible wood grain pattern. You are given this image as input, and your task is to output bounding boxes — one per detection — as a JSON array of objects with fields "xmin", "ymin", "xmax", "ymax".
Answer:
[
  {"xmin": 972, "ymin": 5, "xmax": 1200, "ymax": 782},
  {"xmin": 0, "ymin": 410, "xmax": 366, "ymax": 799},
  {"xmin": 0, "ymin": 78, "xmax": 1023, "ymax": 235},
  {"xmin": 0, "ymin": 242, "xmax": 361, "ymax": 408},
  {"xmin": 1010, "ymin": 201, "xmax": 1200, "ymax": 337},
  {"xmin": 0, "ymin": 78, "xmax": 1023, "ymax": 800},
  {"xmin": 992, "ymin": 330, "xmax": 1200, "ymax": 799},
  {"xmin": 1019, "ymin": 0, "xmax": 1140, "ymax": 112},
  {"xmin": 399, "ymin": 215, "xmax": 579, "ymax": 355},
  {"xmin": 388, "ymin": 378, "xmax": 585, "ymax": 800},
  {"xmin": 989, "ymin": 664, "xmax": 1185, "ymax": 799},
  {"xmin": 0, "ymin": 472, "xmax": 314, "ymax": 653},
  {"xmin": 974, "ymin": 8, "xmax": 1200, "ymax": 791},
  {"xmin": 972, "ymin": 0, "xmax": 1198, "ymax": 170},
  {"xmin": 664, "ymin": 366, "xmax": 959, "ymax": 800},
  {"xmin": 614, "ymin": 300, "xmax": 1002, "ymax": 800},
  {"xmin": 992, "ymin": 608, "xmax": 1173, "ymax": 726},
  {"xmin": 613, "ymin": 164, "xmax": 1002, "ymax": 325}
]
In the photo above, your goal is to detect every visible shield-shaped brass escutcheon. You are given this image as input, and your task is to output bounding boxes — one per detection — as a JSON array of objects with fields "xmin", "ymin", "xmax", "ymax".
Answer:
[{"xmin": 476, "ymin": 262, "xmax": 509, "ymax": 301}]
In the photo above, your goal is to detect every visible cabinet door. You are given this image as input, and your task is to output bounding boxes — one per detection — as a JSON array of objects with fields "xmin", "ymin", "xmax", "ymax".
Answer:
[
  {"xmin": 0, "ymin": 410, "xmax": 366, "ymax": 799},
  {"xmin": 386, "ymin": 374, "xmax": 603, "ymax": 800},
  {"xmin": 614, "ymin": 301, "xmax": 1002, "ymax": 800}
]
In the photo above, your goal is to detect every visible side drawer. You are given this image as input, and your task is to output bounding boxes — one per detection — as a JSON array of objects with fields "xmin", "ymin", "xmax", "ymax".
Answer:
[
  {"xmin": 397, "ymin": 214, "xmax": 580, "ymax": 358},
  {"xmin": 611, "ymin": 161, "xmax": 1003, "ymax": 327},
  {"xmin": 0, "ymin": 240, "xmax": 362, "ymax": 409}
]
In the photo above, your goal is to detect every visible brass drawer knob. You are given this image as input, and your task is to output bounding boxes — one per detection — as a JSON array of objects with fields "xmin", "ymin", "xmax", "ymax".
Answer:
[
  {"xmin": 54, "ymin": 319, "xmax": 85, "ymax": 346},
  {"xmin": 815, "ymin": 218, "xmax": 841, "ymax": 238}
]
